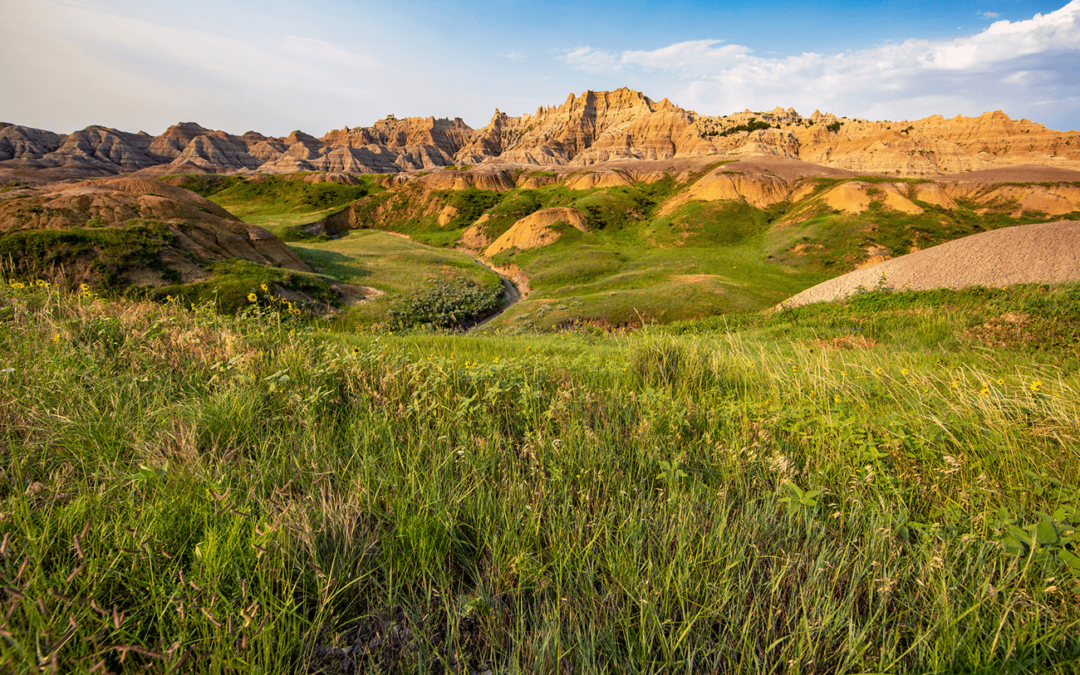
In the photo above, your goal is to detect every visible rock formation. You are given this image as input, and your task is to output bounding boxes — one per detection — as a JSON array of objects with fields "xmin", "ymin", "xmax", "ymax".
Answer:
[
  {"xmin": 484, "ymin": 207, "xmax": 589, "ymax": 257},
  {"xmin": 0, "ymin": 177, "xmax": 309, "ymax": 286},
  {"xmin": 2, "ymin": 89, "xmax": 1079, "ymax": 182}
]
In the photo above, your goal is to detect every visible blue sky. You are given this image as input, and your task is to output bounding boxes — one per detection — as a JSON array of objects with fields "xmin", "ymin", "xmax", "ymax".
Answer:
[{"xmin": 1, "ymin": 0, "xmax": 1077, "ymax": 135}]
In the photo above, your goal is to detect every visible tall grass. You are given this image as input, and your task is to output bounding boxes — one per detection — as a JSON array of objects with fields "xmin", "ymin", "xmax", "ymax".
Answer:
[{"xmin": 1, "ymin": 280, "xmax": 1078, "ymax": 673}]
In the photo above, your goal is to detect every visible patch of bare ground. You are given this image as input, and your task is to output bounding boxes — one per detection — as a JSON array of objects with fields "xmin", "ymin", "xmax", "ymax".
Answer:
[
  {"xmin": 963, "ymin": 311, "xmax": 1038, "ymax": 348},
  {"xmin": 810, "ymin": 335, "xmax": 881, "ymax": 350},
  {"xmin": 720, "ymin": 157, "xmax": 868, "ymax": 180},
  {"xmin": 331, "ymin": 283, "xmax": 382, "ymax": 305},
  {"xmin": 937, "ymin": 165, "xmax": 1080, "ymax": 183},
  {"xmin": 311, "ymin": 612, "xmax": 497, "ymax": 675}
]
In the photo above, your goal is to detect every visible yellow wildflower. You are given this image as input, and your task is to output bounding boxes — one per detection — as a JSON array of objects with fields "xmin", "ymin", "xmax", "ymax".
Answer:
[
  {"xmin": 80, "ymin": 283, "xmax": 89, "ymax": 291},
  {"xmin": 997, "ymin": 378, "xmax": 1005, "ymax": 386},
  {"xmin": 261, "ymin": 283, "xmax": 268, "ymax": 292},
  {"xmin": 1030, "ymin": 380, "xmax": 1043, "ymax": 392},
  {"xmin": 52, "ymin": 333, "xmax": 60, "ymax": 343},
  {"xmin": 901, "ymin": 368, "xmax": 910, "ymax": 376},
  {"xmin": 247, "ymin": 293, "xmax": 257, "ymax": 303},
  {"xmin": 980, "ymin": 387, "xmax": 990, "ymax": 396}
]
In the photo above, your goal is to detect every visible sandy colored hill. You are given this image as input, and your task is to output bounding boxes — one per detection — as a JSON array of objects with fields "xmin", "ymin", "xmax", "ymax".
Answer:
[
  {"xmin": 0, "ymin": 177, "xmax": 309, "ymax": 286},
  {"xmin": 484, "ymin": 207, "xmax": 589, "ymax": 256},
  {"xmin": 778, "ymin": 220, "xmax": 1080, "ymax": 308}
]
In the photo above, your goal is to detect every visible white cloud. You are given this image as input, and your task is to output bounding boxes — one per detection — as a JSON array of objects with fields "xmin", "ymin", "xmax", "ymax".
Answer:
[
  {"xmin": 983, "ymin": 11, "xmax": 1001, "ymax": 19},
  {"xmin": 563, "ymin": 46, "xmax": 621, "ymax": 72},
  {"xmin": 0, "ymin": 0, "xmax": 455, "ymax": 134},
  {"xmin": 560, "ymin": 1, "xmax": 1080, "ymax": 128},
  {"xmin": 620, "ymin": 40, "xmax": 751, "ymax": 72},
  {"xmin": 501, "ymin": 51, "xmax": 526, "ymax": 61},
  {"xmin": 565, "ymin": 40, "xmax": 750, "ymax": 74}
]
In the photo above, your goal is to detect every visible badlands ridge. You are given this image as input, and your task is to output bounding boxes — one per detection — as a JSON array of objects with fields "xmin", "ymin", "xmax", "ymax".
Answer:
[{"xmin": 3, "ymin": 88, "xmax": 1079, "ymax": 182}]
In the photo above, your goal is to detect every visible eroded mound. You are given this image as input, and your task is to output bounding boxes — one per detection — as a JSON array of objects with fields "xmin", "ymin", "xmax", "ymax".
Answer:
[
  {"xmin": 0, "ymin": 177, "xmax": 309, "ymax": 288},
  {"xmin": 485, "ymin": 207, "xmax": 589, "ymax": 256},
  {"xmin": 779, "ymin": 220, "xmax": 1080, "ymax": 308}
]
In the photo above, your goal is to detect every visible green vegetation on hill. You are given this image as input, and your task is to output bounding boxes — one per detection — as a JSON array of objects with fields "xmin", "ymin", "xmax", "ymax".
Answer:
[
  {"xmin": 146, "ymin": 259, "xmax": 342, "ymax": 315},
  {"xmin": 171, "ymin": 174, "xmax": 384, "ymax": 240},
  {"xmin": 2, "ymin": 279, "xmax": 1078, "ymax": 673},
  {"xmin": 288, "ymin": 231, "xmax": 504, "ymax": 328},
  {"xmin": 0, "ymin": 220, "xmax": 180, "ymax": 289},
  {"xmin": 154, "ymin": 170, "xmax": 1079, "ymax": 333}
]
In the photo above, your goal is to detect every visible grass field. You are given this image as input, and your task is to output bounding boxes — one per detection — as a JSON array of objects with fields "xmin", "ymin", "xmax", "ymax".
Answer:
[
  {"xmin": 169, "ymin": 174, "xmax": 384, "ymax": 241},
  {"xmin": 288, "ymin": 231, "xmax": 504, "ymax": 328},
  {"xmin": 2, "ymin": 278, "xmax": 1078, "ymax": 673}
]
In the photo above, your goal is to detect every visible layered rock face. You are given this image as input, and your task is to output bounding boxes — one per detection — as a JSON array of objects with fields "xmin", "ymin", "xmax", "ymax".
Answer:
[
  {"xmin": 0, "ymin": 123, "xmax": 63, "ymax": 161},
  {"xmin": 2, "ymin": 89, "xmax": 1078, "ymax": 180}
]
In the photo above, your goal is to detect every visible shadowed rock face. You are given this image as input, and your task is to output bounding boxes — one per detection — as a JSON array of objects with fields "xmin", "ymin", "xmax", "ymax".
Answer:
[
  {"xmin": 0, "ymin": 177, "xmax": 309, "ymax": 286},
  {"xmin": 0, "ymin": 124, "xmax": 63, "ymax": 161},
  {"xmin": 4, "ymin": 89, "xmax": 1077, "ymax": 181}
]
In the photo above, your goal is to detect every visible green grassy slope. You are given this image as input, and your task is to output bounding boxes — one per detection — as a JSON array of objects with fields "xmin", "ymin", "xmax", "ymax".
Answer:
[
  {"xmin": 168, "ymin": 173, "xmax": 385, "ymax": 240},
  {"xmin": 288, "ymin": 231, "xmax": 503, "ymax": 328}
]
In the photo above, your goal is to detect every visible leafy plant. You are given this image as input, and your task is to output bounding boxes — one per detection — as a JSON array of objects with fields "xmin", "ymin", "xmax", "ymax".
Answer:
[{"xmin": 778, "ymin": 482, "xmax": 823, "ymax": 516}]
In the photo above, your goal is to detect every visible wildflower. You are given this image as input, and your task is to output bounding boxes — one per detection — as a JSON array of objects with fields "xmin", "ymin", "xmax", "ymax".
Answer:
[
  {"xmin": 80, "ymin": 283, "xmax": 89, "ymax": 291},
  {"xmin": 980, "ymin": 387, "xmax": 990, "ymax": 396},
  {"xmin": 52, "ymin": 333, "xmax": 60, "ymax": 343},
  {"xmin": 261, "ymin": 283, "xmax": 268, "ymax": 292},
  {"xmin": 352, "ymin": 347, "xmax": 360, "ymax": 354},
  {"xmin": 951, "ymin": 379, "xmax": 959, "ymax": 388},
  {"xmin": 901, "ymin": 368, "xmax": 910, "ymax": 376},
  {"xmin": 247, "ymin": 293, "xmax": 257, "ymax": 303},
  {"xmin": 1030, "ymin": 380, "xmax": 1043, "ymax": 392},
  {"xmin": 997, "ymin": 378, "xmax": 1005, "ymax": 386},
  {"xmin": 875, "ymin": 367, "xmax": 883, "ymax": 375}
]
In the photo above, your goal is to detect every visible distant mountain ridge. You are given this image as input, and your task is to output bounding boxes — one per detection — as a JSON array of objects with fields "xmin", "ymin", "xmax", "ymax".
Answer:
[{"xmin": 3, "ymin": 88, "xmax": 1079, "ymax": 179}]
